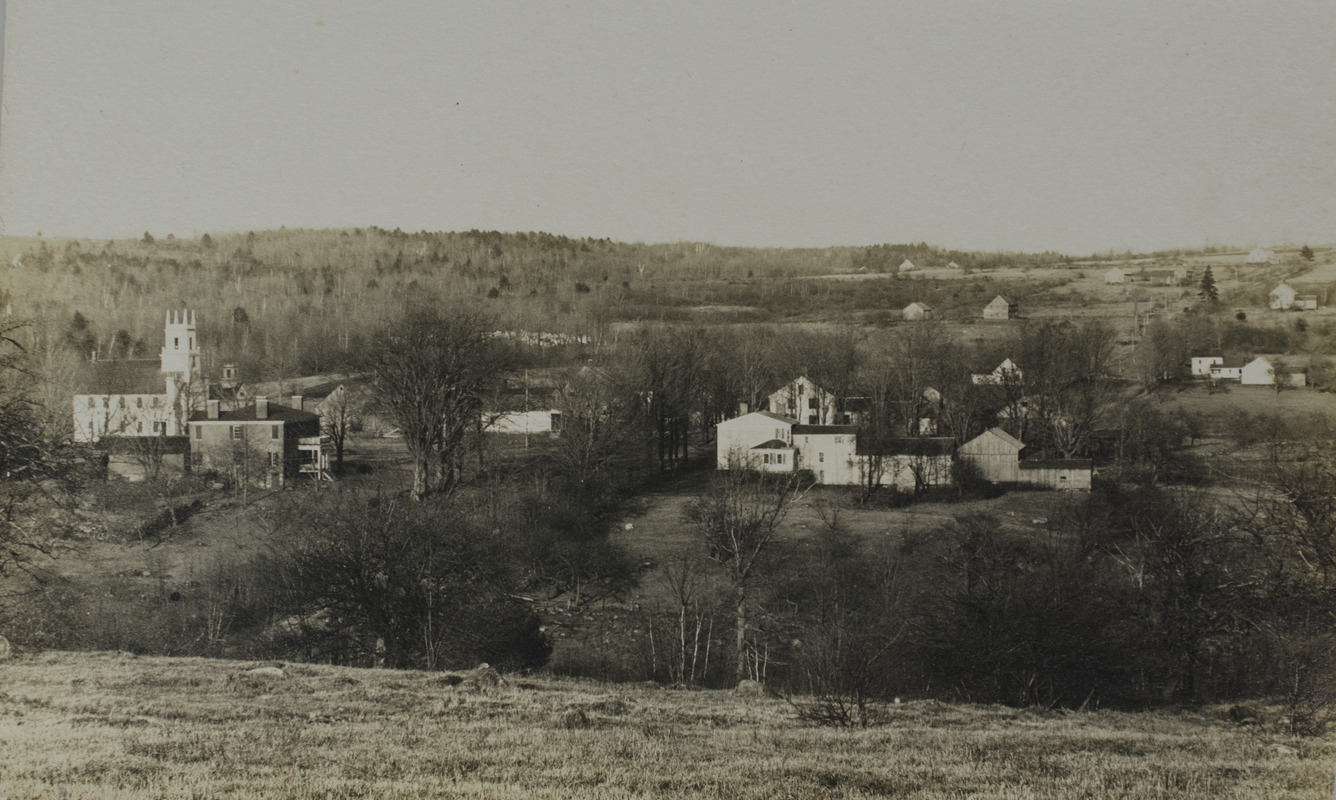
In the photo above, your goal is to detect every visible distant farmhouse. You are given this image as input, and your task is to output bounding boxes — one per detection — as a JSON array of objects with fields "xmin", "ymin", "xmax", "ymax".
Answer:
[
  {"xmin": 1269, "ymin": 282, "xmax": 1318, "ymax": 311},
  {"xmin": 759, "ymin": 375, "xmax": 863, "ymax": 426},
  {"xmin": 1199, "ymin": 355, "xmax": 1305, "ymax": 387},
  {"xmin": 983, "ymin": 295, "xmax": 1018, "ymax": 320},
  {"xmin": 947, "ymin": 261, "xmax": 962, "ymax": 269},
  {"xmin": 902, "ymin": 302, "xmax": 933, "ymax": 321},
  {"xmin": 972, "ymin": 358, "xmax": 1023, "ymax": 386},
  {"xmin": 1246, "ymin": 248, "xmax": 1276, "ymax": 264},
  {"xmin": 898, "ymin": 259, "xmax": 916, "ymax": 272}
]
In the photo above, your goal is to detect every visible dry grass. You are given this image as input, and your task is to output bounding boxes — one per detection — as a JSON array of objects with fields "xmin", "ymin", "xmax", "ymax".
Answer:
[{"xmin": 0, "ymin": 651, "xmax": 1329, "ymax": 798}]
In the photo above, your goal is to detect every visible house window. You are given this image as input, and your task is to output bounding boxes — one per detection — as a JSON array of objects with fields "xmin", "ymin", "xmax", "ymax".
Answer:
[
  {"xmin": 819, "ymin": 470, "xmax": 825, "ymax": 482},
  {"xmin": 118, "ymin": 397, "xmax": 125, "ymax": 408},
  {"xmin": 834, "ymin": 436, "xmax": 843, "ymax": 444},
  {"xmin": 271, "ymin": 425, "xmax": 280, "ymax": 440},
  {"xmin": 808, "ymin": 398, "xmax": 819, "ymax": 410},
  {"xmin": 152, "ymin": 396, "xmax": 160, "ymax": 406},
  {"xmin": 776, "ymin": 454, "xmax": 785, "ymax": 465},
  {"xmin": 137, "ymin": 422, "xmax": 143, "ymax": 433},
  {"xmin": 193, "ymin": 425, "xmax": 201, "ymax": 440},
  {"xmin": 808, "ymin": 415, "xmax": 818, "ymax": 424},
  {"xmin": 174, "ymin": 338, "xmax": 179, "ymax": 348},
  {"xmin": 819, "ymin": 452, "xmax": 824, "ymax": 463},
  {"xmin": 763, "ymin": 454, "xmax": 771, "ymax": 464},
  {"xmin": 136, "ymin": 397, "xmax": 143, "ymax": 408},
  {"xmin": 231, "ymin": 426, "xmax": 244, "ymax": 440},
  {"xmin": 269, "ymin": 452, "xmax": 281, "ymax": 467},
  {"xmin": 153, "ymin": 421, "xmax": 164, "ymax": 434},
  {"xmin": 87, "ymin": 397, "xmax": 95, "ymax": 408}
]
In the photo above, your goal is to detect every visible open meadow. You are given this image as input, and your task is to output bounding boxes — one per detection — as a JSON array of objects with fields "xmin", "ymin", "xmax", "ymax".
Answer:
[{"xmin": 1, "ymin": 651, "xmax": 1331, "ymax": 799}]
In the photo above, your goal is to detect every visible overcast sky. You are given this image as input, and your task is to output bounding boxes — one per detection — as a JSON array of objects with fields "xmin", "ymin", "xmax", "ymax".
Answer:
[{"xmin": 0, "ymin": 2, "xmax": 1332, "ymax": 253}]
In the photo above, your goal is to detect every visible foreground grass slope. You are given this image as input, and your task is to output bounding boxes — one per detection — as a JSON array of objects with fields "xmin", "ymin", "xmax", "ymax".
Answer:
[{"xmin": 0, "ymin": 652, "xmax": 1329, "ymax": 799}]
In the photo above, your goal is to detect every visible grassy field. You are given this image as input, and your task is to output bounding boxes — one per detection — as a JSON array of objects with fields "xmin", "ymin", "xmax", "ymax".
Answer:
[{"xmin": 0, "ymin": 651, "xmax": 1330, "ymax": 799}]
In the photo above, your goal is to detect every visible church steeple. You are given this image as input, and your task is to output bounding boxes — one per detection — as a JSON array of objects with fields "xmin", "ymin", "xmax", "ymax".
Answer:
[{"xmin": 160, "ymin": 309, "xmax": 198, "ymax": 381}]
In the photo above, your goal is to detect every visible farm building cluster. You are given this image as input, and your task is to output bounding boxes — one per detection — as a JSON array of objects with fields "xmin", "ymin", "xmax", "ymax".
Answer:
[{"xmin": 716, "ymin": 375, "xmax": 1091, "ymax": 492}]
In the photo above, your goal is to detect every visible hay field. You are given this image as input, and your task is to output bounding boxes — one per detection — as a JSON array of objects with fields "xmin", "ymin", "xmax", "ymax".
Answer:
[{"xmin": 1, "ymin": 651, "xmax": 1330, "ymax": 799}]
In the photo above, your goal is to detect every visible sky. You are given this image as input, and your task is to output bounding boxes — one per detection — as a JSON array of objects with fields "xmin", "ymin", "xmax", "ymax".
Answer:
[{"xmin": 0, "ymin": 2, "xmax": 1332, "ymax": 254}]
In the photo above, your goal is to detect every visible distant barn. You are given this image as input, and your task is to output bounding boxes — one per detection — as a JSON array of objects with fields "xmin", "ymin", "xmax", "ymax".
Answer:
[{"xmin": 983, "ymin": 295, "xmax": 1018, "ymax": 320}]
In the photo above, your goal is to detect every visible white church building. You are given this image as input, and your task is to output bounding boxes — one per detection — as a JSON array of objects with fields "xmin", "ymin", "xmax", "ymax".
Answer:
[{"xmin": 73, "ymin": 310, "xmax": 201, "ymax": 443}]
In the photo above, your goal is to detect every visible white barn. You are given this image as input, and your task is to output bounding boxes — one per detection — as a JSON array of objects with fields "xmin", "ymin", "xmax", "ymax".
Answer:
[{"xmin": 903, "ymin": 302, "xmax": 933, "ymax": 321}]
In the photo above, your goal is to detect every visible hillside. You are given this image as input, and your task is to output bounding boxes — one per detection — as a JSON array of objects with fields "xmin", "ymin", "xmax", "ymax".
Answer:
[{"xmin": 0, "ymin": 651, "xmax": 1329, "ymax": 798}]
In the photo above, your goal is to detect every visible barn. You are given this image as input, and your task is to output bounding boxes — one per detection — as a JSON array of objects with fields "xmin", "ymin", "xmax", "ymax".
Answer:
[
  {"xmin": 903, "ymin": 302, "xmax": 933, "ymax": 321},
  {"xmin": 983, "ymin": 295, "xmax": 1018, "ymax": 320}
]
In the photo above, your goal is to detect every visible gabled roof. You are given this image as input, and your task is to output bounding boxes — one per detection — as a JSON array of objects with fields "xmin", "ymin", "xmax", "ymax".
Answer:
[
  {"xmin": 959, "ymin": 427, "xmax": 1025, "ymax": 454},
  {"xmin": 793, "ymin": 424, "xmax": 858, "ymax": 435},
  {"xmin": 904, "ymin": 302, "xmax": 932, "ymax": 312},
  {"xmin": 856, "ymin": 436, "xmax": 956, "ymax": 457},
  {"xmin": 754, "ymin": 410, "xmax": 798, "ymax": 423},
  {"xmin": 987, "ymin": 295, "xmax": 1014, "ymax": 306},
  {"xmin": 1243, "ymin": 356, "xmax": 1273, "ymax": 369},
  {"xmin": 1271, "ymin": 282, "xmax": 1295, "ymax": 294},
  {"xmin": 751, "ymin": 439, "xmax": 792, "ymax": 450},
  {"xmin": 189, "ymin": 402, "xmax": 319, "ymax": 424},
  {"xmin": 81, "ymin": 360, "xmax": 164, "ymax": 395}
]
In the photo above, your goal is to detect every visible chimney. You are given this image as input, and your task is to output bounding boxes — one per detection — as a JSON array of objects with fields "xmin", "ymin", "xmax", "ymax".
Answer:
[
  {"xmin": 290, "ymin": 395, "xmax": 304, "ymax": 411},
  {"xmin": 739, "ymin": 401, "xmax": 749, "ymax": 415},
  {"xmin": 255, "ymin": 396, "xmax": 268, "ymax": 420},
  {"xmin": 207, "ymin": 400, "xmax": 220, "ymax": 420}
]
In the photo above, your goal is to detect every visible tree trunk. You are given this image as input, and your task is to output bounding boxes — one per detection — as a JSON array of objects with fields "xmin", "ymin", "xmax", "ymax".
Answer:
[
  {"xmin": 412, "ymin": 453, "xmax": 430, "ymax": 501},
  {"xmin": 735, "ymin": 585, "xmax": 748, "ymax": 683}
]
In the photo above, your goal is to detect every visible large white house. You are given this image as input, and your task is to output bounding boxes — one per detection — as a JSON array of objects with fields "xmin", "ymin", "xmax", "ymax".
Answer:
[
  {"xmin": 715, "ymin": 411, "xmax": 953, "ymax": 490},
  {"xmin": 761, "ymin": 376, "xmax": 851, "ymax": 426},
  {"xmin": 73, "ymin": 310, "xmax": 200, "ymax": 444}
]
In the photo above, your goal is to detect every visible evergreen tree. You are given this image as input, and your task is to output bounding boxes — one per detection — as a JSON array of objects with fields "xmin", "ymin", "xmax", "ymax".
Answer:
[
  {"xmin": 1198, "ymin": 266, "xmax": 1219, "ymax": 305},
  {"xmin": 1300, "ymin": 244, "xmax": 1314, "ymax": 261}
]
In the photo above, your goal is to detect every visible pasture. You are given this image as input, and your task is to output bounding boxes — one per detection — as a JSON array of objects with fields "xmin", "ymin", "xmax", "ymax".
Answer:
[{"xmin": 0, "ymin": 650, "xmax": 1329, "ymax": 799}]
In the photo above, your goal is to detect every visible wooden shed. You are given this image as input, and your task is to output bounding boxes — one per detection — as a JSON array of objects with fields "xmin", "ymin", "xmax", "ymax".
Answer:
[{"xmin": 957, "ymin": 427, "xmax": 1024, "ymax": 483}]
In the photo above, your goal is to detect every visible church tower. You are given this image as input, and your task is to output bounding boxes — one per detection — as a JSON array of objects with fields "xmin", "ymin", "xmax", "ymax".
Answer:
[{"xmin": 160, "ymin": 309, "xmax": 199, "ymax": 381}]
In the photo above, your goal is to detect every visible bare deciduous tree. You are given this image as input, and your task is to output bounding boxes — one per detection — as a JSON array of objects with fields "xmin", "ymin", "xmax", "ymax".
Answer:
[
  {"xmin": 361, "ymin": 307, "xmax": 504, "ymax": 500},
  {"xmin": 685, "ymin": 461, "xmax": 807, "ymax": 682}
]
